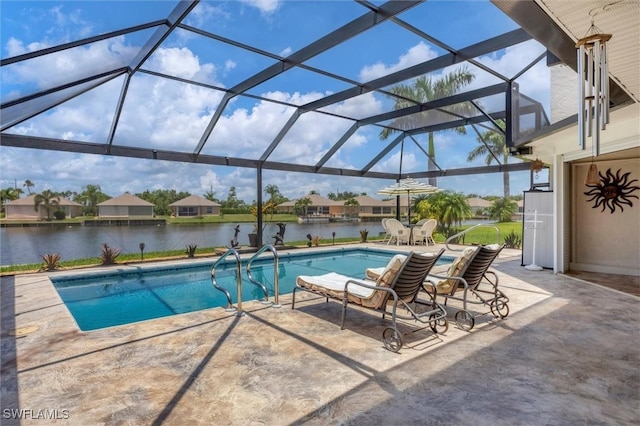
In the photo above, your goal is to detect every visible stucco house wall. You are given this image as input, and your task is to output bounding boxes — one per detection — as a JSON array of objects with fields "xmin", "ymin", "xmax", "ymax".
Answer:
[
  {"xmin": 169, "ymin": 195, "xmax": 221, "ymax": 217},
  {"xmin": 525, "ymin": 64, "xmax": 640, "ymax": 277},
  {"xmin": 572, "ymin": 158, "xmax": 640, "ymax": 276},
  {"xmin": 97, "ymin": 193, "xmax": 154, "ymax": 218},
  {"xmin": 4, "ymin": 195, "xmax": 83, "ymax": 220}
]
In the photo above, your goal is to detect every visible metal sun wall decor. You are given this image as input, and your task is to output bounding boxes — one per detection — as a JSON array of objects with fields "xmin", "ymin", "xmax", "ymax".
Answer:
[{"xmin": 583, "ymin": 168, "xmax": 640, "ymax": 213}]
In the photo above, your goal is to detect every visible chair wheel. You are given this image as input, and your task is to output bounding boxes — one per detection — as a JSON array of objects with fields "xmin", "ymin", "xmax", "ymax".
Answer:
[
  {"xmin": 490, "ymin": 300, "xmax": 510, "ymax": 319},
  {"xmin": 382, "ymin": 327, "xmax": 403, "ymax": 352},
  {"xmin": 455, "ymin": 310, "xmax": 475, "ymax": 331},
  {"xmin": 429, "ymin": 313, "xmax": 449, "ymax": 334}
]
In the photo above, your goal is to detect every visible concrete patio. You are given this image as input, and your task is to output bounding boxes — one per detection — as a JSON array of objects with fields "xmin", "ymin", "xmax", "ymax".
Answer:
[{"xmin": 1, "ymin": 244, "xmax": 638, "ymax": 425}]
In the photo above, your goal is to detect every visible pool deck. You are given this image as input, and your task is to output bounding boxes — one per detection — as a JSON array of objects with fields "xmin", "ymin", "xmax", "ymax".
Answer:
[{"xmin": 1, "ymin": 243, "xmax": 639, "ymax": 425}]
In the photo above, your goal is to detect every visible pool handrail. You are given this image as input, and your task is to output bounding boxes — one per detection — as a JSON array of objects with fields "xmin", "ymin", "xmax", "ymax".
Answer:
[
  {"xmin": 246, "ymin": 244, "xmax": 281, "ymax": 308},
  {"xmin": 211, "ymin": 248, "xmax": 244, "ymax": 316},
  {"xmin": 445, "ymin": 224, "xmax": 501, "ymax": 251}
]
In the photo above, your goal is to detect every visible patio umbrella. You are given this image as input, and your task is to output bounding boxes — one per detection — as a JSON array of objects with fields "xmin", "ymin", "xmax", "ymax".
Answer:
[{"xmin": 377, "ymin": 177, "xmax": 439, "ymax": 223}]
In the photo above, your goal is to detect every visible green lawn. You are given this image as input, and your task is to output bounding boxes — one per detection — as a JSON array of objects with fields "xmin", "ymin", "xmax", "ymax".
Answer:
[{"xmin": 436, "ymin": 222, "xmax": 522, "ymax": 246}]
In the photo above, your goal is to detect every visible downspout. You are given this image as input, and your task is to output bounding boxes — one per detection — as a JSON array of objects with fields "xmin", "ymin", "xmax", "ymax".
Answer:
[
  {"xmin": 396, "ymin": 139, "xmax": 404, "ymax": 221},
  {"xmin": 257, "ymin": 163, "xmax": 263, "ymax": 247}
]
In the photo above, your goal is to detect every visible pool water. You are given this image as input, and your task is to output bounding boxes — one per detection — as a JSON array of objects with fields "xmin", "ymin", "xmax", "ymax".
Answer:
[{"xmin": 51, "ymin": 248, "xmax": 451, "ymax": 331}]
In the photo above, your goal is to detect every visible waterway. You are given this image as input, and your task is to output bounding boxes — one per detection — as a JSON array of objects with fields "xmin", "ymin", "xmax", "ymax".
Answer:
[{"xmin": 0, "ymin": 222, "xmax": 384, "ymax": 266}]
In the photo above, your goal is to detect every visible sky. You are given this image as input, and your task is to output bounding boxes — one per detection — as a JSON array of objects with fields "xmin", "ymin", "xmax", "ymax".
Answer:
[{"xmin": 0, "ymin": 0, "xmax": 552, "ymax": 203}]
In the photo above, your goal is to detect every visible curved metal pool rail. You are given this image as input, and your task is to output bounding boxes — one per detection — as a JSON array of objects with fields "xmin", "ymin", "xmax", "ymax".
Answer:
[
  {"xmin": 246, "ymin": 244, "xmax": 281, "ymax": 308},
  {"xmin": 445, "ymin": 224, "xmax": 501, "ymax": 251},
  {"xmin": 211, "ymin": 248, "xmax": 244, "ymax": 316}
]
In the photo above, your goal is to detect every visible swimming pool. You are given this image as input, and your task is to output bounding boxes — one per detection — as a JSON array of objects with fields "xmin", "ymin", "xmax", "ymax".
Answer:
[{"xmin": 51, "ymin": 248, "xmax": 452, "ymax": 331}]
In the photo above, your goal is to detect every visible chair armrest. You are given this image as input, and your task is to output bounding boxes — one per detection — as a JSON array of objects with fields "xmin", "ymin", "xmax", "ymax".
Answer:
[
  {"xmin": 344, "ymin": 279, "xmax": 396, "ymax": 293},
  {"xmin": 426, "ymin": 273, "xmax": 470, "ymax": 290},
  {"xmin": 483, "ymin": 270, "xmax": 499, "ymax": 287},
  {"xmin": 421, "ymin": 281, "xmax": 438, "ymax": 299},
  {"xmin": 343, "ymin": 279, "xmax": 399, "ymax": 304}
]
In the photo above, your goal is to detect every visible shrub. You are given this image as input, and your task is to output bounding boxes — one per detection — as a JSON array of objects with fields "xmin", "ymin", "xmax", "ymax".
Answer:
[
  {"xmin": 40, "ymin": 253, "xmax": 61, "ymax": 271},
  {"xmin": 186, "ymin": 244, "xmax": 197, "ymax": 258},
  {"xmin": 503, "ymin": 230, "xmax": 522, "ymax": 249},
  {"xmin": 53, "ymin": 210, "xmax": 66, "ymax": 220},
  {"xmin": 442, "ymin": 227, "xmax": 462, "ymax": 244},
  {"xmin": 359, "ymin": 229, "xmax": 369, "ymax": 242},
  {"xmin": 100, "ymin": 243, "xmax": 121, "ymax": 265}
]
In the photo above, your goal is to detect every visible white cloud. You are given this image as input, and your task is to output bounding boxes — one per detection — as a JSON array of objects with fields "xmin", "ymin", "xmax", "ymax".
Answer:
[
  {"xmin": 202, "ymin": 95, "xmax": 298, "ymax": 155},
  {"xmin": 225, "ymin": 60, "xmax": 237, "ymax": 71},
  {"xmin": 240, "ymin": 0, "xmax": 281, "ymax": 14},
  {"xmin": 199, "ymin": 170, "xmax": 225, "ymax": 194},
  {"xmin": 469, "ymin": 39, "xmax": 550, "ymax": 113},
  {"xmin": 359, "ymin": 41, "xmax": 438, "ymax": 82},
  {"xmin": 187, "ymin": 1, "xmax": 230, "ymax": 27},
  {"xmin": 5, "ymin": 36, "xmax": 137, "ymax": 91},
  {"xmin": 370, "ymin": 150, "xmax": 420, "ymax": 174},
  {"xmin": 114, "ymin": 75, "xmax": 223, "ymax": 150},
  {"xmin": 147, "ymin": 47, "xmax": 217, "ymax": 83},
  {"xmin": 321, "ymin": 92, "xmax": 384, "ymax": 119},
  {"xmin": 279, "ymin": 47, "xmax": 292, "ymax": 57},
  {"xmin": 43, "ymin": 5, "xmax": 93, "ymax": 40},
  {"xmin": 5, "ymin": 37, "xmax": 29, "ymax": 56}
]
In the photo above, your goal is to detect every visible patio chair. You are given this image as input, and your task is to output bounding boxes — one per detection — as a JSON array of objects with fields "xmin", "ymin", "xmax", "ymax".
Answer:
[
  {"xmin": 385, "ymin": 218, "xmax": 410, "ymax": 245},
  {"xmin": 412, "ymin": 219, "xmax": 437, "ymax": 246},
  {"xmin": 381, "ymin": 218, "xmax": 392, "ymax": 243},
  {"xmin": 292, "ymin": 249, "xmax": 447, "ymax": 352},
  {"xmin": 425, "ymin": 244, "xmax": 509, "ymax": 331}
]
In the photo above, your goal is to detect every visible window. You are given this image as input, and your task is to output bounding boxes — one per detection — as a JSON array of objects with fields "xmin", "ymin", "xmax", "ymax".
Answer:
[{"xmin": 178, "ymin": 207, "xmax": 198, "ymax": 216}]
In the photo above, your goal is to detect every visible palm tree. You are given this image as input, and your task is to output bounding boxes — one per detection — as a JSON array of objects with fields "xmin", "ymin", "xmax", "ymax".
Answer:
[
  {"xmin": 264, "ymin": 184, "xmax": 279, "ymax": 200},
  {"xmin": 1, "ymin": 187, "xmax": 20, "ymax": 214},
  {"xmin": 488, "ymin": 197, "xmax": 518, "ymax": 222},
  {"xmin": 427, "ymin": 191, "xmax": 472, "ymax": 235},
  {"xmin": 77, "ymin": 184, "xmax": 109, "ymax": 216},
  {"xmin": 34, "ymin": 190, "xmax": 60, "ymax": 220},
  {"xmin": 264, "ymin": 184, "xmax": 287, "ymax": 205},
  {"xmin": 343, "ymin": 198, "xmax": 360, "ymax": 218},
  {"xmin": 467, "ymin": 119, "xmax": 510, "ymax": 198},
  {"xmin": 203, "ymin": 189, "xmax": 219, "ymax": 203},
  {"xmin": 23, "ymin": 180, "xmax": 34, "ymax": 195},
  {"xmin": 380, "ymin": 67, "xmax": 476, "ymax": 186},
  {"xmin": 294, "ymin": 197, "xmax": 312, "ymax": 219}
]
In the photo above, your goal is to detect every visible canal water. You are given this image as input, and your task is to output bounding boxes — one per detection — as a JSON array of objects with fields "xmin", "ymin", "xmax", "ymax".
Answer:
[{"xmin": 0, "ymin": 222, "xmax": 384, "ymax": 266}]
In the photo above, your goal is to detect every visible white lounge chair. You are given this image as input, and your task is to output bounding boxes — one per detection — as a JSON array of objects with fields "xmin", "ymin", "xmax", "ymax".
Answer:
[{"xmin": 381, "ymin": 218, "xmax": 392, "ymax": 244}]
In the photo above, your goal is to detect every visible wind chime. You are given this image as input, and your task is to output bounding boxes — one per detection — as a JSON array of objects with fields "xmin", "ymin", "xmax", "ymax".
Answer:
[{"xmin": 576, "ymin": 22, "xmax": 611, "ymax": 185}]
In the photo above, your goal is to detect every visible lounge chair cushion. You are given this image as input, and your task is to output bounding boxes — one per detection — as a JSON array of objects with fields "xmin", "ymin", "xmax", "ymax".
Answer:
[
  {"xmin": 361, "ymin": 254, "xmax": 406, "ymax": 308},
  {"xmin": 365, "ymin": 254, "xmax": 407, "ymax": 281},
  {"xmin": 296, "ymin": 273, "xmax": 375, "ymax": 299},
  {"xmin": 430, "ymin": 247, "xmax": 477, "ymax": 294},
  {"xmin": 296, "ymin": 253, "xmax": 407, "ymax": 309}
]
